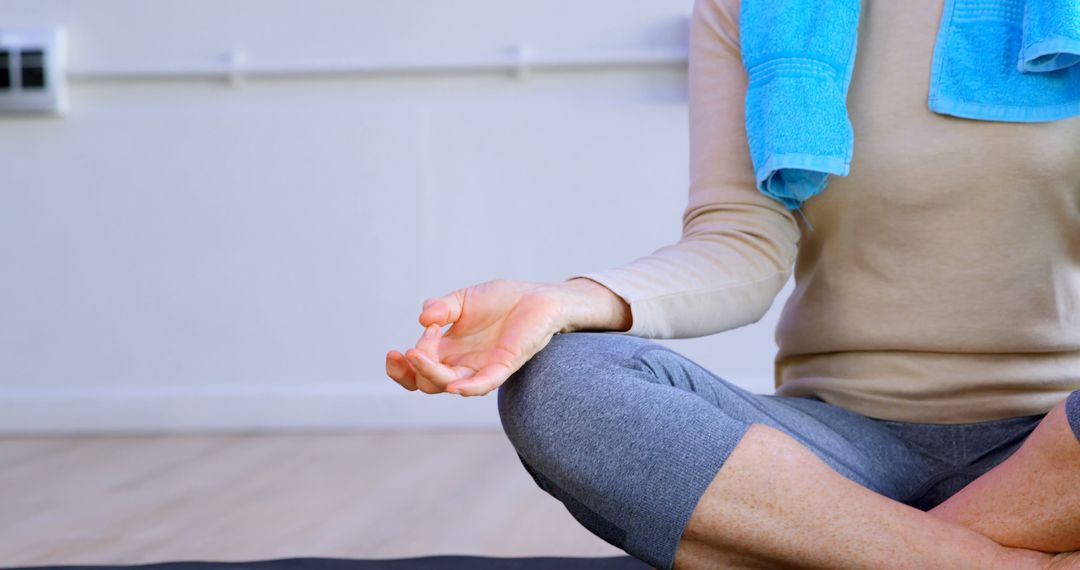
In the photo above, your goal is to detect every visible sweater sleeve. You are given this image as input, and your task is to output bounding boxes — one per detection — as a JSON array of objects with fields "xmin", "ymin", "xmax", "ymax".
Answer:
[{"xmin": 564, "ymin": 0, "xmax": 801, "ymax": 339}]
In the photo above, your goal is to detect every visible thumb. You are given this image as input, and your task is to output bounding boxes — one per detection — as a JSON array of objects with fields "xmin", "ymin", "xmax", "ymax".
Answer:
[{"xmin": 419, "ymin": 289, "xmax": 466, "ymax": 327}]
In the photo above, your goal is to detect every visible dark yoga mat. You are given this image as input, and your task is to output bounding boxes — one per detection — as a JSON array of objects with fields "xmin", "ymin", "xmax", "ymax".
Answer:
[{"xmin": 10, "ymin": 555, "xmax": 651, "ymax": 570}]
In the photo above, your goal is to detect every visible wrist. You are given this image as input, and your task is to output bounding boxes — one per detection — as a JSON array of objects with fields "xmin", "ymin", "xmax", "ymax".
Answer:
[{"xmin": 535, "ymin": 277, "xmax": 632, "ymax": 334}]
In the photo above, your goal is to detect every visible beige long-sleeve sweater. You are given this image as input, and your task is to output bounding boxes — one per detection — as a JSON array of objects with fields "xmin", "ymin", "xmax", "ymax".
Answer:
[{"xmin": 566, "ymin": 0, "xmax": 1080, "ymax": 423}]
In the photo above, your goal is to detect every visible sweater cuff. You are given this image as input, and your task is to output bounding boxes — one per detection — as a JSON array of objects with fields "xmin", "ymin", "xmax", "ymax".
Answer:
[{"xmin": 562, "ymin": 271, "xmax": 651, "ymax": 337}]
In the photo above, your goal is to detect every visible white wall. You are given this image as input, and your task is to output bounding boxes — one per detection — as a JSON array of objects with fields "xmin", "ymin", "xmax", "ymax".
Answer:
[{"xmin": 0, "ymin": 0, "xmax": 792, "ymax": 433}]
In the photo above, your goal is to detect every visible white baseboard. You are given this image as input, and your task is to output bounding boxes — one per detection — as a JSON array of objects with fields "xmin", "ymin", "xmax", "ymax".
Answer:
[{"xmin": 0, "ymin": 382, "xmax": 501, "ymax": 435}]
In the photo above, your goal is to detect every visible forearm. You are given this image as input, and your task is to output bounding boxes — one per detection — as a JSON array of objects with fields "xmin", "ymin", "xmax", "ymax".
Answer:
[{"xmin": 535, "ymin": 277, "xmax": 633, "ymax": 335}]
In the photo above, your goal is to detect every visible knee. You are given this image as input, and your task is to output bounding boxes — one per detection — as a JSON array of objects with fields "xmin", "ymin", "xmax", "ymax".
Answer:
[
  {"xmin": 1066, "ymin": 389, "xmax": 1080, "ymax": 443},
  {"xmin": 495, "ymin": 332, "xmax": 647, "ymax": 456},
  {"xmin": 496, "ymin": 332, "xmax": 585, "ymax": 450}
]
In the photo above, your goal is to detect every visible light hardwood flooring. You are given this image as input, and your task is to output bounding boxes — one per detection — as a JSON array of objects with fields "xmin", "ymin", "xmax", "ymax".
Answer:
[{"xmin": 0, "ymin": 431, "xmax": 624, "ymax": 567}]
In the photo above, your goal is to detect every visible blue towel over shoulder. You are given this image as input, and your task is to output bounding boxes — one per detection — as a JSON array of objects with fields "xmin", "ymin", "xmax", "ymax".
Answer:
[{"xmin": 740, "ymin": 0, "xmax": 1080, "ymax": 210}]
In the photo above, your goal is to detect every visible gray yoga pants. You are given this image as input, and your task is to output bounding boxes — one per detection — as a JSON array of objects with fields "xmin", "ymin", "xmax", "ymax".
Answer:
[{"xmin": 496, "ymin": 331, "xmax": 1080, "ymax": 570}]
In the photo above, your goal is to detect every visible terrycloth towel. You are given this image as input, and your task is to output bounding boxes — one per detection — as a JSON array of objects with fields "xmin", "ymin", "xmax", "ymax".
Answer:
[
  {"xmin": 740, "ymin": 0, "xmax": 1080, "ymax": 211},
  {"xmin": 930, "ymin": 0, "xmax": 1080, "ymax": 121}
]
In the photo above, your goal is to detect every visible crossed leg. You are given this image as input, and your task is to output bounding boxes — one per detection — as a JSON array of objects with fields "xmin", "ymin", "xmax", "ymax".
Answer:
[
  {"xmin": 929, "ymin": 394, "xmax": 1080, "ymax": 553},
  {"xmin": 496, "ymin": 332, "xmax": 1080, "ymax": 569},
  {"xmin": 673, "ymin": 423, "xmax": 1070, "ymax": 569},
  {"xmin": 674, "ymin": 396, "xmax": 1080, "ymax": 569}
]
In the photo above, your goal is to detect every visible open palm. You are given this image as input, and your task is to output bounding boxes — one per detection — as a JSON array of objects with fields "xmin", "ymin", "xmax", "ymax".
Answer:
[{"xmin": 385, "ymin": 279, "xmax": 564, "ymax": 397}]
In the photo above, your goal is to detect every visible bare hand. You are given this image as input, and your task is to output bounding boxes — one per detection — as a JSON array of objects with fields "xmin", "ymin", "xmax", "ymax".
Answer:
[{"xmin": 385, "ymin": 279, "xmax": 565, "ymax": 397}]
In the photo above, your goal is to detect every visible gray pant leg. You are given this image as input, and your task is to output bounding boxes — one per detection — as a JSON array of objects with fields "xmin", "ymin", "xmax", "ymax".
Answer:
[
  {"xmin": 1067, "ymin": 389, "xmax": 1080, "ymax": 443},
  {"xmin": 497, "ymin": 332, "xmax": 750, "ymax": 570},
  {"xmin": 496, "ymin": 332, "xmax": 932, "ymax": 569}
]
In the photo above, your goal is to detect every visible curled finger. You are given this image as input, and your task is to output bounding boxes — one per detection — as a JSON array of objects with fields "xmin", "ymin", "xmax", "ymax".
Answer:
[
  {"xmin": 415, "ymin": 323, "xmax": 444, "ymax": 359},
  {"xmin": 405, "ymin": 347, "xmax": 461, "ymax": 392},
  {"xmin": 447, "ymin": 360, "xmax": 514, "ymax": 397},
  {"xmin": 385, "ymin": 350, "xmax": 418, "ymax": 391}
]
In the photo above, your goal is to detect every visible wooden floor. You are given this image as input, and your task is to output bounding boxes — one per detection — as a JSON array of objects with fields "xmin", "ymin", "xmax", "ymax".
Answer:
[{"xmin": 0, "ymin": 431, "xmax": 624, "ymax": 567}]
